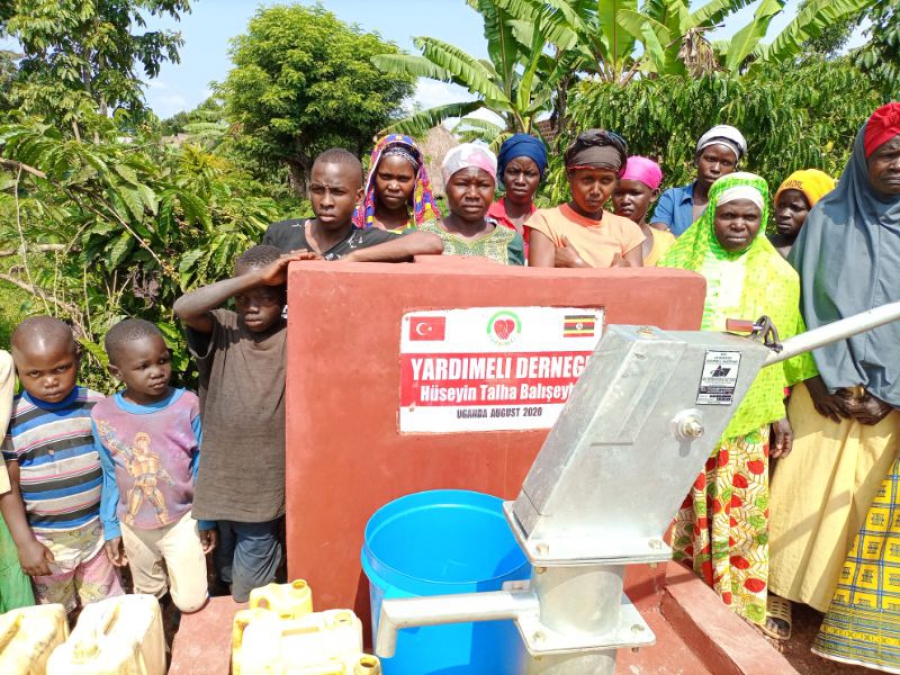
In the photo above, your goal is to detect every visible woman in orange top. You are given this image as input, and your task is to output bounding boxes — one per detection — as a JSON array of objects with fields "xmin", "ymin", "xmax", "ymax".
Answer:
[{"xmin": 527, "ymin": 129, "xmax": 644, "ymax": 268}]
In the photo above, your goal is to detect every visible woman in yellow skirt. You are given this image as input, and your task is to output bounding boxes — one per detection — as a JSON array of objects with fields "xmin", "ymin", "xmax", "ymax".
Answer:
[{"xmin": 767, "ymin": 104, "xmax": 900, "ymax": 652}]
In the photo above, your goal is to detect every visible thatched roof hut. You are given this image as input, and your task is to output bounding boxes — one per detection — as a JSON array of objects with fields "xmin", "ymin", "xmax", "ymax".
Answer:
[{"xmin": 419, "ymin": 125, "xmax": 458, "ymax": 197}]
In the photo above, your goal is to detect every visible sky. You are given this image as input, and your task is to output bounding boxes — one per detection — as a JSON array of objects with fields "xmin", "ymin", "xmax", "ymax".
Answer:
[
  {"xmin": 4, "ymin": 0, "xmax": 850, "ymax": 120},
  {"xmin": 142, "ymin": 0, "xmax": 492, "ymax": 118}
]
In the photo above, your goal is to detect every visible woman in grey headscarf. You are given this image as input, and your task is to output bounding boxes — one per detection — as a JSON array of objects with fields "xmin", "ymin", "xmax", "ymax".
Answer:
[
  {"xmin": 766, "ymin": 103, "xmax": 900, "ymax": 652},
  {"xmin": 650, "ymin": 125, "xmax": 747, "ymax": 236}
]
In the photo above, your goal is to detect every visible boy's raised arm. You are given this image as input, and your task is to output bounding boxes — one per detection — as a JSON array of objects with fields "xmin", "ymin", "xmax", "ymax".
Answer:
[
  {"xmin": 174, "ymin": 251, "xmax": 316, "ymax": 332},
  {"xmin": 343, "ymin": 232, "xmax": 444, "ymax": 263},
  {"xmin": 173, "ymin": 275, "xmax": 258, "ymax": 334}
]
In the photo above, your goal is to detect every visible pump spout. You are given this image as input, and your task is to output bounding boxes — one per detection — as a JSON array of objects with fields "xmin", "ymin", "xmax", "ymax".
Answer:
[{"xmin": 374, "ymin": 589, "xmax": 539, "ymax": 658}]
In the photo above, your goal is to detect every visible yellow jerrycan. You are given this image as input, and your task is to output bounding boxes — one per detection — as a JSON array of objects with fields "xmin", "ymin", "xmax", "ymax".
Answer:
[
  {"xmin": 0, "ymin": 604, "xmax": 68, "ymax": 675},
  {"xmin": 47, "ymin": 594, "xmax": 165, "ymax": 675},
  {"xmin": 249, "ymin": 579, "xmax": 313, "ymax": 618},
  {"xmin": 278, "ymin": 653, "xmax": 382, "ymax": 674},
  {"xmin": 233, "ymin": 608, "xmax": 372, "ymax": 675}
]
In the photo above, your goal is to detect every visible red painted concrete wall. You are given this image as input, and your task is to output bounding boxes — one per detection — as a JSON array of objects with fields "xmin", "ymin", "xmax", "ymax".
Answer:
[{"xmin": 285, "ymin": 259, "xmax": 706, "ymax": 618}]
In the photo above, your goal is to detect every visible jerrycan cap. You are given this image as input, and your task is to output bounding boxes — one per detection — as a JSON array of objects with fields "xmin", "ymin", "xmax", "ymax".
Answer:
[{"xmin": 355, "ymin": 655, "xmax": 382, "ymax": 675}]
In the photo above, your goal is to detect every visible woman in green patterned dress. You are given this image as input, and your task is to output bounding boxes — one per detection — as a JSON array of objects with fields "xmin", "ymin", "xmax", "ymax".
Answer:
[
  {"xmin": 420, "ymin": 143, "xmax": 525, "ymax": 266},
  {"xmin": 658, "ymin": 172, "xmax": 817, "ymax": 625}
]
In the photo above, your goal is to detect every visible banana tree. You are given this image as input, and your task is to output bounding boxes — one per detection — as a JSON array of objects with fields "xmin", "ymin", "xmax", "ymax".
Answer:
[
  {"xmin": 499, "ymin": 0, "xmax": 876, "ymax": 80},
  {"xmin": 373, "ymin": 0, "xmax": 877, "ymax": 142},
  {"xmin": 616, "ymin": 0, "xmax": 877, "ymax": 75},
  {"xmin": 371, "ymin": 0, "xmax": 561, "ymax": 144},
  {"xmin": 492, "ymin": 0, "xmax": 760, "ymax": 81},
  {"xmin": 745, "ymin": 0, "xmax": 877, "ymax": 70},
  {"xmin": 612, "ymin": 0, "xmax": 757, "ymax": 76}
]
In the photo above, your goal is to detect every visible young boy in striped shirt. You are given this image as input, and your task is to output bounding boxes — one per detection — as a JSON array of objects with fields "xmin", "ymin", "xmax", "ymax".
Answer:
[{"xmin": 0, "ymin": 316, "xmax": 123, "ymax": 615}]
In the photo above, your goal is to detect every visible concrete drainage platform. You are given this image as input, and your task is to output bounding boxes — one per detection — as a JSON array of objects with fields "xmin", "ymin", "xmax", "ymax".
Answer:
[{"xmin": 169, "ymin": 562, "xmax": 795, "ymax": 675}]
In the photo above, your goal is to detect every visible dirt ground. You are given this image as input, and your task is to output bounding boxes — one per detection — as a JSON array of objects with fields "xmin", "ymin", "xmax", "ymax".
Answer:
[{"xmin": 770, "ymin": 603, "xmax": 876, "ymax": 675}]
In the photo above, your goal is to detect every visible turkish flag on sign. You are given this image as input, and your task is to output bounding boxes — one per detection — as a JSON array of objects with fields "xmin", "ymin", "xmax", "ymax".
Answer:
[{"xmin": 409, "ymin": 316, "xmax": 446, "ymax": 341}]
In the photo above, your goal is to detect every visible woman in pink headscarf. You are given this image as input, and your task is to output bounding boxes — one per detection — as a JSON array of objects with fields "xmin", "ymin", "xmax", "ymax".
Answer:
[{"xmin": 612, "ymin": 156, "xmax": 676, "ymax": 266}]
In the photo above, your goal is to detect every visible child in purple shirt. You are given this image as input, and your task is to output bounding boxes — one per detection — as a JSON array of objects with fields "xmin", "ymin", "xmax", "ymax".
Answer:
[{"xmin": 96, "ymin": 319, "xmax": 215, "ymax": 613}]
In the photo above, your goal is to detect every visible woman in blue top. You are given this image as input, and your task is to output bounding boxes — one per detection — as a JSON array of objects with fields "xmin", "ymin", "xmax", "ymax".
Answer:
[{"xmin": 651, "ymin": 125, "xmax": 747, "ymax": 236}]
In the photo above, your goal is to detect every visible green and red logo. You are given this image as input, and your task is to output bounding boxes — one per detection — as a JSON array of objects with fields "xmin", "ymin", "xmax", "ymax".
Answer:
[{"xmin": 487, "ymin": 310, "xmax": 521, "ymax": 346}]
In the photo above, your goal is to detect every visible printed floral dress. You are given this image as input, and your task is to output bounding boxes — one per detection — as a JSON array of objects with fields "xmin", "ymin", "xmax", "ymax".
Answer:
[{"xmin": 672, "ymin": 425, "xmax": 771, "ymax": 624}]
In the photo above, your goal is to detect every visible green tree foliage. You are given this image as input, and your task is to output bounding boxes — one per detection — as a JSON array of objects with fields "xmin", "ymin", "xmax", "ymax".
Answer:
[
  {"xmin": 159, "ymin": 97, "xmax": 232, "ymax": 150},
  {"xmin": 218, "ymin": 3, "xmax": 414, "ymax": 191},
  {"xmin": 853, "ymin": 0, "xmax": 900, "ymax": 100},
  {"xmin": 1, "ymin": 0, "xmax": 190, "ymax": 125},
  {"xmin": 159, "ymin": 110, "xmax": 193, "ymax": 137},
  {"xmin": 0, "ymin": 114, "xmax": 294, "ymax": 390},
  {"xmin": 549, "ymin": 58, "xmax": 878, "ymax": 204},
  {"xmin": 797, "ymin": 0, "xmax": 862, "ymax": 57},
  {"xmin": 0, "ymin": 49, "xmax": 20, "ymax": 112}
]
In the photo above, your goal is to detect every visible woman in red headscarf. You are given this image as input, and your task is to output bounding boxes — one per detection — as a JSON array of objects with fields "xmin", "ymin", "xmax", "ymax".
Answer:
[{"xmin": 765, "ymin": 104, "xmax": 900, "ymax": 660}]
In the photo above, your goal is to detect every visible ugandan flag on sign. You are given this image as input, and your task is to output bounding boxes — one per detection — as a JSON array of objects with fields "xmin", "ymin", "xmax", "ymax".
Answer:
[{"xmin": 563, "ymin": 314, "xmax": 595, "ymax": 338}]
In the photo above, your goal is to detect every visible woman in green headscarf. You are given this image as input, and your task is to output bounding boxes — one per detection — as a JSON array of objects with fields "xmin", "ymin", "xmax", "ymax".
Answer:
[{"xmin": 658, "ymin": 172, "xmax": 817, "ymax": 626}]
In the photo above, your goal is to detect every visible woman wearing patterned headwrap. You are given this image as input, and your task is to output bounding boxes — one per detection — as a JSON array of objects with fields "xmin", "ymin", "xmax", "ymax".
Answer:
[
  {"xmin": 353, "ymin": 134, "xmax": 440, "ymax": 231},
  {"xmin": 651, "ymin": 125, "xmax": 748, "ymax": 236},
  {"xmin": 527, "ymin": 129, "xmax": 645, "ymax": 268},
  {"xmin": 768, "ymin": 169, "xmax": 835, "ymax": 258},
  {"xmin": 418, "ymin": 143, "xmax": 524, "ymax": 266},
  {"xmin": 766, "ymin": 104, "xmax": 900, "ymax": 653},
  {"xmin": 658, "ymin": 172, "xmax": 817, "ymax": 626},
  {"xmin": 489, "ymin": 134, "xmax": 549, "ymax": 256}
]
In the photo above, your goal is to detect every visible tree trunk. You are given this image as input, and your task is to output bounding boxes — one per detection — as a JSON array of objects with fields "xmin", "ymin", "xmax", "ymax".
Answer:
[
  {"xmin": 286, "ymin": 156, "xmax": 312, "ymax": 196},
  {"xmin": 554, "ymin": 77, "xmax": 571, "ymax": 138}
]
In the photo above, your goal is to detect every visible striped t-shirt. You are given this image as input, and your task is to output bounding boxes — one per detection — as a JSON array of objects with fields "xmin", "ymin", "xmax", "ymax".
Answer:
[{"xmin": 2, "ymin": 386, "xmax": 104, "ymax": 533}]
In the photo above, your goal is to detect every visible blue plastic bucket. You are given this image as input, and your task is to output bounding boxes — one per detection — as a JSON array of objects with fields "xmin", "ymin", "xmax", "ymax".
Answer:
[{"xmin": 361, "ymin": 489, "xmax": 531, "ymax": 675}]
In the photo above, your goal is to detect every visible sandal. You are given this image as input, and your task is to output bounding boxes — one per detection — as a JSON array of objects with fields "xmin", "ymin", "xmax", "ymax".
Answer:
[{"xmin": 762, "ymin": 595, "xmax": 792, "ymax": 641}]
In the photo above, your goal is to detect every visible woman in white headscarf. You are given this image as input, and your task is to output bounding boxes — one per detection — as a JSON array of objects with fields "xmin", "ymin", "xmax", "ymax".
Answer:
[
  {"xmin": 658, "ymin": 172, "xmax": 816, "ymax": 626},
  {"xmin": 419, "ymin": 143, "xmax": 525, "ymax": 265},
  {"xmin": 650, "ymin": 125, "xmax": 748, "ymax": 236}
]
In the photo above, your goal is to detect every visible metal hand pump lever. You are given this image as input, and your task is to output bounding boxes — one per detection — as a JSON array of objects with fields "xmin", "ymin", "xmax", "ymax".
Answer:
[{"xmin": 375, "ymin": 301, "xmax": 900, "ymax": 674}]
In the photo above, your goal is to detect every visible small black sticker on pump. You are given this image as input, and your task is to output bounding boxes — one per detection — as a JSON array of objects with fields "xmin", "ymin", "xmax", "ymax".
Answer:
[{"xmin": 697, "ymin": 350, "xmax": 741, "ymax": 405}]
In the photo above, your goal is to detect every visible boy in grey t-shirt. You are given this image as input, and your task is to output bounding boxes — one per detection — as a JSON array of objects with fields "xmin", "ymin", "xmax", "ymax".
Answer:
[
  {"xmin": 175, "ymin": 149, "xmax": 442, "ymax": 602},
  {"xmin": 176, "ymin": 245, "xmax": 302, "ymax": 601}
]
